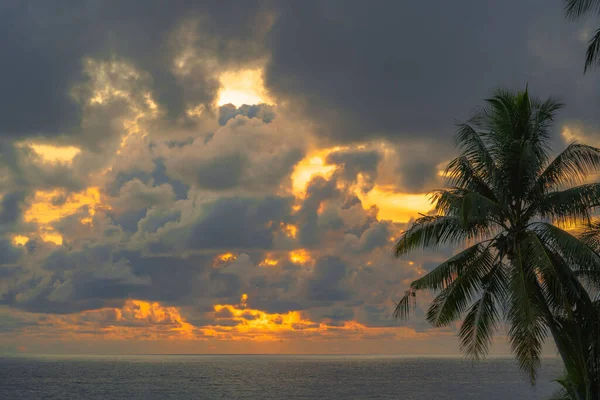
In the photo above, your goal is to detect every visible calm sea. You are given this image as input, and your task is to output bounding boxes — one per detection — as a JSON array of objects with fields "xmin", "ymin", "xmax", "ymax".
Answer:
[{"xmin": 0, "ymin": 355, "xmax": 563, "ymax": 399}]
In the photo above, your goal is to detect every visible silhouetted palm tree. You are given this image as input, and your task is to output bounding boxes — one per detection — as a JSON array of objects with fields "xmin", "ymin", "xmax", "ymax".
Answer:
[
  {"xmin": 565, "ymin": 0, "xmax": 600, "ymax": 71},
  {"xmin": 392, "ymin": 88, "xmax": 600, "ymax": 397}
]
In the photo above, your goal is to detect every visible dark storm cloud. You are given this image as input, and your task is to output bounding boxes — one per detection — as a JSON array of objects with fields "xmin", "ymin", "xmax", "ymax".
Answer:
[
  {"xmin": 218, "ymin": 104, "xmax": 276, "ymax": 126},
  {"xmin": 5, "ymin": 0, "xmax": 598, "ymax": 339},
  {"xmin": 186, "ymin": 196, "xmax": 292, "ymax": 251},
  {"xmin": 106, "ymin": 159, "xmax": 189, "ymax": 201},
  {"xmin": 0, "ymin": 191, "xmax": 26, "ymax": 230},
  {"xmin": 297, "ymin": 176, "xmax": 340, "ymax": 247},
  {"xmin": 0, "ymin": 240, "xmax": 23, "ymax": 266},
  {"xmin": 0, "ymin": 0, "xmax": 272, "ymax": 140},
  {"xmin": 326, "ymin": 148, "xmax": 381, "ymax": 193},
  {"xmin": 164, "ymin": 114, "xmax": 306, "ymax": 193},
  {"xmin": 266, "ymin": 0, "xmax": 600, "ymax": 145},
  {"xmin": 305, "ymin": 256, "xmax": 351, "ymax": 304}
]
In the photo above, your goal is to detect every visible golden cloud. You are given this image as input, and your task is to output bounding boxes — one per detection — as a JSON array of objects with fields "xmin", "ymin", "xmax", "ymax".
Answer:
[
  {"xmin": 23, "ymin": 187, "xmax": 107, "ymax": 245},
  {"xmin": 7, "ymin": 297, "xmax": 438, "ymax": 345}
]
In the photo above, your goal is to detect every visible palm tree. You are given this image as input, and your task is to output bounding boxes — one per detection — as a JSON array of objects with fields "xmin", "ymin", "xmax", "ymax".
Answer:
[
  {"xmin": 392, "ymin": 87, "xmax": 600, "ymax": 399},
  {"xmin": 565, "ymin": 0, "xmax": 600, "ymax": 71}
]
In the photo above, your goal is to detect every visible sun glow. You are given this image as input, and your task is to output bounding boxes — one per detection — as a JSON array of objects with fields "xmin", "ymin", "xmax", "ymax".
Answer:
[
  {"xmin": 11, "ymin": 235, "xmax": 29, "ymax": 246},
  {"xmin": 356, "ymin": 185, "xmax": 432, "ymax": 223},
  {"xmin": 289, "ymin": 249, "xmax": 312, "ymax": 265},
  {"xmin": 216, "ymin": 69, "xmax": 273, "ymax": 107},
  {"xmin": 291, "ymin": 152, "xmax": 338, "ymax": 197},
  {"xmin": 28, "ymin": 144, "xmax": 81, "ymax": 163}
]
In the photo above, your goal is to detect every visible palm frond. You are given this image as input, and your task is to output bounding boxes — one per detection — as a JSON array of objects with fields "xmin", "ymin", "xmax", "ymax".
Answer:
[
  {"xmin": 426, "ymin": 244, "xmax": 497, "ymax": 327},
  {"xmin": 565, "ymin": 0, "xmax": 600, "ymax": 20},
  {"xmin": 534, "ymin": 222, "xmax": 600, "ymax": 278},
  {"xmin": 410, "ymin": 243, "xmax": 487, "ymax": 292},
  {"xmin": 530, "ymin": 143, "xmax": 600, "ymax": 206},
  {"xmin": 531, "ymin": 97, "xmax": 563, "ymax": 143},
  {"xmin": 392, "ymin": 215, "xmax": 486, "ymax": 257},
  {"xmin": 393, "ymin": 288, "xmax": 417, "ymax": 320},
  {"xmin": 507, "ymin": 241, "xmax": 548, "ymax": 384},
  {"xmin": 444, "ymin": 156, "xmax": 497, "ymax": 199},
  {"xmin": 536, "ymin": 183, "xmax": 600, "ymax": 224},
  {"xmin": 520, "ymin": 232, "xmax": 571, "ymax": 314},
  {"xmin": 585, "ymin": 28, "xmax": 600, "ymax": 72},
  {"xmin": 453, "ymin": 122, "xmax": 498, "ymax": 189},
  {"xmin": 459, "ymin": 263, "xmax": 507, "ymax": 359},
  {"xmin": 430, "ymin": 188, "xmax": 504, "ymax": 229}
]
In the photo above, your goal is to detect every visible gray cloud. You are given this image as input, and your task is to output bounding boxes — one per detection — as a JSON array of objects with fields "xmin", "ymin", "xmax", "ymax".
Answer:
[
  {"xmin": 3, "ymin": 0, "xmax": 598, "ymax": 341},
  {"xmin": 0, "ymin": 0, "xmax": 273, "ymax": 141},
  {"xmin": 265, "ymin": 0, "xmax": 600, "ymax": 148},
  {"xmin": 326, "ymin": 148, "xmax": 381, "ymax": 193},
  {"xmin": 163, "ymin": 112, "xmax": 305, "ymax": 192}
]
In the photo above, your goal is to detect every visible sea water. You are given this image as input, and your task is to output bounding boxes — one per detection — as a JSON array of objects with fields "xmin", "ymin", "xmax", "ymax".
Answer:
[{"xmin": 0, "ymin": 354, "xmax": 563, "ymax": 399}]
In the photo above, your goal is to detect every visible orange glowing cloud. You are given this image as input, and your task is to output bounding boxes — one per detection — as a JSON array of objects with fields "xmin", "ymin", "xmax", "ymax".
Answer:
[
  {"xmin": 289, "ymin": 249, "xmax": 312, "ymax": 265},
  {"xmin": 291, "ymin": 147, "xmax": 432, "ymax": 223},
  {"xmin": 30, "ymin": 144, "xmax": 81, "ymax": 163},
  {"xmin": 281, "ymin": 223, "xmax": 298, "ymax": 238},
  {"xmin": 11, "ymin": 235, "xmax": 29, "ymax": 246},
  {"xmin": 22, "ymin": 300, "xmax": 197, "ymax": 341},
  {"xmin": 121, "ymin": 300, "xmax": 195, "ymax": 337},
  {"xmin": 259, "ymin": 253, "xmax": 279, "ymax": 267},
  {"xmin": 291, "ymin": 151, "xmax": 338, "ymax": 196},
  {"xmin": 23, "ymin": 187, "xmax": 106, "ymax": 245},
  {"xmin": 213, "ymin": 252, "xmax": 237, "ymax": 267},
  {"xmin": 7, "ymin": 297, "xmax": 444, "ymax": 346}
]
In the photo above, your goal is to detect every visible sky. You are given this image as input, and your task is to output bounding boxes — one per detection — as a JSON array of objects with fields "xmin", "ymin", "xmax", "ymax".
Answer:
[{"xmin": 1, "ymin": 0, "xmax": 600, "ymax": 355}]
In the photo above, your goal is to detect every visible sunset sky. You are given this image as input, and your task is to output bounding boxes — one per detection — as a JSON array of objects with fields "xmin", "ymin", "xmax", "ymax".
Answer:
[{"xmin": 1, "ymin": 0, "xmax": 600, "ymax": 355}]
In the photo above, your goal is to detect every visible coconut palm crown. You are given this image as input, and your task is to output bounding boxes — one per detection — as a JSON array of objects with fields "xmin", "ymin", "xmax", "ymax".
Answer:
[{"xmin": 393, "ymin": 88, "xmax": 600, "ymax": 384}]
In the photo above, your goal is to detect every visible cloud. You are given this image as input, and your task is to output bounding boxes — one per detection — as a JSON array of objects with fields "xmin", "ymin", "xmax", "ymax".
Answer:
[
  {"xmin": 163, "ymin": 111, "xmax": 305, "ymax": 192},
  {"xmin": 0, "ymin": 1, "xmax": 273, "ymax": 140},
  {"xmin": 265, "ymin": 0, "xmax": 600, "ymax": 150},
  {"xmin": 2, "ymin": 0, "xmax": 594, "ymax": 354}
]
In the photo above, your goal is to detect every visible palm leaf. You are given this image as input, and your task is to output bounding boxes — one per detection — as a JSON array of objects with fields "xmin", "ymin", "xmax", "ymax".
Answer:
[
  {"xmin": 532, "ymin": 143, "xmax": 600, "ymax": 194},
  {"xmin": 459, "ymin": 263, "xmax": 507, "ymax": 359},
  {"xmin": 425, "ymin": 244, "xmax": 496, "ymax": 327},
  {"xmin": 565, "ymin": 0, "xmax": 600, "ymax": 19},
  {"xmin": 534, "ymin": 222, "xmax": 600, "ymax": 282},
  {"xmin": 536, "ymin": 183, "xmax": 600, "ymax": 224},
  {"xmin": 585, "ymin": 28, "xmax": 600, "ymax": 72},
  {"xmin": 444, "ymin": 156, "xmax": 497, "ymax": 199},
  {"xmin": 392, "ymin": 215, "xmax": 486, "ymax": 257},
  {"xmin": 507, "ymin": 241, "xmax": 548, "ymax": 384}
]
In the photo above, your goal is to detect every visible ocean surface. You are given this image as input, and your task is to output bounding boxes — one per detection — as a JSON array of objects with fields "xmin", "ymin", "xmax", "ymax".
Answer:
[{"xmin": 0, "ymin": 355, "xmax": 563, "ymax": 399}]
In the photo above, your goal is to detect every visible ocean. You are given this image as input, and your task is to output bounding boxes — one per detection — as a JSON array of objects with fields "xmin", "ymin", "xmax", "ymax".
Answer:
[{"xmin": 0, "ymin": 355, "xmax": 563, "ymax": 399}]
